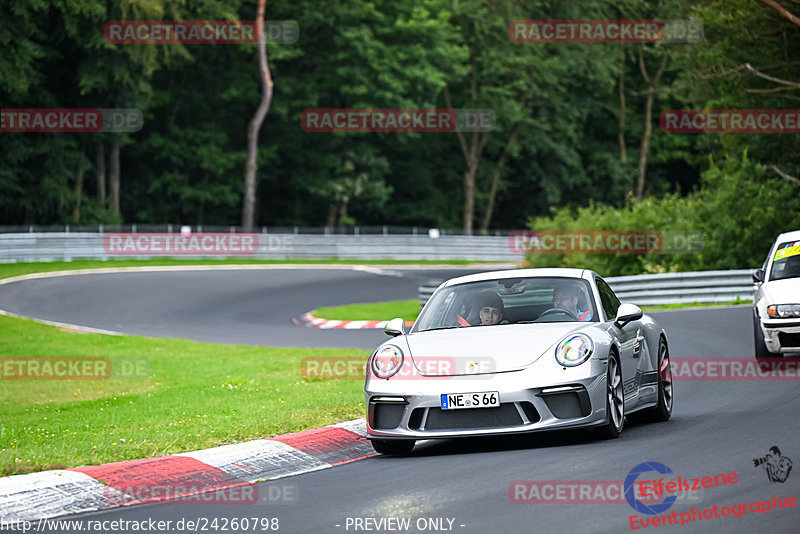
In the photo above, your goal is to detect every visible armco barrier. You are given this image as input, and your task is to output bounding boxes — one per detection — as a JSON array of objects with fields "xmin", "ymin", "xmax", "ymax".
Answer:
[
  {"xmin": 0, "ymin": 232, "xmax": 757, "ymax": 306},
  {"xmin": 418, "ymin": 269, "xmax": 756, "ymax": 308},
  {"xmin": 605, "ymin": 269, "xmax": 756, "ymax": 305},
  {"xmin": 0, "ymin": 232, "xmax": 520, "ymax": 263}
]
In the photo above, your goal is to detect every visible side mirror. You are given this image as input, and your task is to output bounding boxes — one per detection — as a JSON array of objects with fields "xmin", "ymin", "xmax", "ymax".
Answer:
[
  {"xmin": 384, "ymin": 317, "xmax": 406, "ymax": 337},
  {"xmin": 614, "ymin": 303, "xmax": 643, "ymax": 329},
  {"xmin": 752, "ymin": 269, "xmax": 764, "ymax": 283}
]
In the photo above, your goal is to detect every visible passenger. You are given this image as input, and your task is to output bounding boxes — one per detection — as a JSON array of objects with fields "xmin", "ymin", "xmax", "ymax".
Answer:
[
  {"xmin": 476, "ymin": 291, "xmax": 505, "ymax": 326},
  {"xmin": 552, "ymin": 285, "xmax": 592, "ymax": 321}
]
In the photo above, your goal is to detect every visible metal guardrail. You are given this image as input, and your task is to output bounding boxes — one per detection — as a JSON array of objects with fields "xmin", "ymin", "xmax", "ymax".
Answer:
[
  {"xmin": 0, "ymin": 232, "xmax": 757, "ymax": 306},
  {"xmin": 0, "ymin": 224, "xmax": 516, "ymax": 236},
  {"xmin": 0, "ymin": 232, "xmax": 520, "ymax": 263},
  {"xmin": 605, "ymin": 269, "xmax": 756, "ymax": 305},
  {"xmin": 417, "ymin": 269, "xmax": 757, "ymax": 308}
]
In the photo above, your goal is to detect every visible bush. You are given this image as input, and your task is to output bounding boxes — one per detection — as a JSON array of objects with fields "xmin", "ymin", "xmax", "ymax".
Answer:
[{"xmin": 524, "ymin": 153, "xmax": 800, "ymax": 276}]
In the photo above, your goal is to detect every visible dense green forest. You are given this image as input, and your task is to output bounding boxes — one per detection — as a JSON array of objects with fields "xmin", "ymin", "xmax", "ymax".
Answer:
[{"xmin": 1, "ymin": 0, "xmax": 799, "ymax": 247}]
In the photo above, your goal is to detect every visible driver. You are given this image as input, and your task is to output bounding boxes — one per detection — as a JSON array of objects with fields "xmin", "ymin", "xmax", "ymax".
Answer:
[
  {"xmin": 476, "ymin": 291, "xmax": 505, "ymax": 326},
  {"xmin": 552, "ymin": 284, "xmax": 592, "ymax": 321}
]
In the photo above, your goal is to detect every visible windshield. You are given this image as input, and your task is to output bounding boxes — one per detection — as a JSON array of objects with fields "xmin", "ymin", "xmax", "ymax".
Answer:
[
  {"xmin": 770, "ymin": 241, "xmax": 800, "ymax": 281},
  {"xmin": 413, "ymin": 277, "xmax": 598, "ymax": 332}
]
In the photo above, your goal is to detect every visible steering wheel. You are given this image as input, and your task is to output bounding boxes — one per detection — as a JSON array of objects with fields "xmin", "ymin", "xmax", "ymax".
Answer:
[{"xmin": 536, "ymin": 308, "xmax": 578, "ymax": 321}]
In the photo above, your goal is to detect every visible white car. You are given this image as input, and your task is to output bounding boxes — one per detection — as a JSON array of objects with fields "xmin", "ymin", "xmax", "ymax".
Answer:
[{"xmin": 753, "ymin": 229, "xmax": 800, "ymax": 358}]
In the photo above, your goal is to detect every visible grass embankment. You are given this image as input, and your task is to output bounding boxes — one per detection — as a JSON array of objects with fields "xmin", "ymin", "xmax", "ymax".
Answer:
[
  {"xmin": 0, "ymin": 260, "xmax": 398, "ymax": 476},
  {"xmin": 314, "ymin": 300, "xmax": 421, "ymax": 323},
  {"xmin": 0, "ymin": 315, "xmax": 369, "ymax": 476}
]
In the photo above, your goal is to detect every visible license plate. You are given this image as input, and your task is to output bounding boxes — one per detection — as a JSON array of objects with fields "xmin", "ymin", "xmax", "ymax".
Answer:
[{"xmin": 440, "ymin": 391, "xmax": 499, "ymax": 410}]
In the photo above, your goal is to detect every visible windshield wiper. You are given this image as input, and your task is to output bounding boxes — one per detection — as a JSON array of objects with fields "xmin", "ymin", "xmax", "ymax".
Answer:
[{"xmin": 421, "ymin": 326, "xmax": 462, "ymax": 332}]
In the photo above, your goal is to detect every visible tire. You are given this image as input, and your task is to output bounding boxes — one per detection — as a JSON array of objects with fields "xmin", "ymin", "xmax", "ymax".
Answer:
[
  {"xmin": 596, "ymin": 352, "xmax": 624, "ymax": 439},
  {"xmin": 635, "ymin": 338, "xmax": 673, "ymax": 423},
  {"xmin": 753, "ymin": 314, "xmax": 778, "ymax": 360},
  {"xmin": 371, "ymin": 439, "xmax": 415, "ymax": 455}
]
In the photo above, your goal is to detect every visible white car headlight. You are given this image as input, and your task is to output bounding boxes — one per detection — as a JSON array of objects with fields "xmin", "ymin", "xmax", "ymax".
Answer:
[
  {"xmin": 555, "ymin": 334, "xmax": 594, "ymax": 367},
  {"xmin": 767, "ymin": 304, "xmax": 800, "ymax": 318},
  {"xmin": 371, "ymin": 345, "xmax": 404, "ymax": 379}
]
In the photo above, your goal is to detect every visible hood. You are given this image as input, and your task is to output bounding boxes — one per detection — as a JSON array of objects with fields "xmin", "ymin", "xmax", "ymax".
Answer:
[
  {"xmin": 405, "ymin": 323, "xmax": 586, "ymax": 375},
  {"xmin": 763, "ymin": 278, "xmax": 800, "ymax": 303}
]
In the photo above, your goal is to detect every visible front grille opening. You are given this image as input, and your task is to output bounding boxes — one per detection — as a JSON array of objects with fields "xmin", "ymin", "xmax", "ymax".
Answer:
[
  {"xmin": 372, "ymin": 403, "xmax": 406, "ymax": 429},
  {"xmin": 424, "ymin": 403, "xmax": 523, "ymax": 430},
  {"xmin": 519, "ymin": 401, "xmax": 541, "ymax": 423},
  {"xmin": 408, "ymin": 408, "xmax": 424, "ymax": 430},
  {"xmin": 541, "ymin": 389, "xmax": 591, "ymax": 419},
  {"xmin": 778, "ymin": 332, "xmax": 800, "ymax": 348}
]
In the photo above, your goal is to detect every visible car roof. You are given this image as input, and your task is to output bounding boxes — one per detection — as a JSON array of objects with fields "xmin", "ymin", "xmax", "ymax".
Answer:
[
  {"xmin": 776, "ymin": 230, "xmax": 800, "ymax": 243},
  {"xmin": 441, "ymin": 267, "xmax": 596, "ymax": 287}
]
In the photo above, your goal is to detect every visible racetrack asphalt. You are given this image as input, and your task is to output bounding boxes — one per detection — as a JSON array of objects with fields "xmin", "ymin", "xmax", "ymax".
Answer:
[
  {"xmin": 0, "ymin": 268, "xmax": 798, "ymax": 533},
  {"xmin": 0, "ymin": 266, "xmax": 484, "ymax": 349}
]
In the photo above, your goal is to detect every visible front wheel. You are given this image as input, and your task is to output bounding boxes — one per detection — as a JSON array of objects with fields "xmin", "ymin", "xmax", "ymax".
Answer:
[
  {"xmin": 596, "ymin": 353, "xmax": 624, "ymax": 439},
  {"xmin": 371, "ymin": 439, "xmax": 415, "ymax": 455},
  {"xmin": 635, "ymin": 338, "xmax": 673, "ymax": 423},
  {"xmin": 753, "ymin": 314, "xmax": 778, "ymax": 360}
]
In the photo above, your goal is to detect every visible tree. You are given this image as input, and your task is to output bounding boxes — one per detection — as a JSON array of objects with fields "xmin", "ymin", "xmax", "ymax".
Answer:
[{"xmin": 242, "ymin": 0, "xmax": 274, "ymax": 230}]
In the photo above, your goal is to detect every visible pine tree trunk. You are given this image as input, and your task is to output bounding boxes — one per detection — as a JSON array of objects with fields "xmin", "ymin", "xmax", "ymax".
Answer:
[
  {"xmin": 95, "ymin": 143, "xmax": 106, "ymax": 207},
  {"xmin": 109, "ymin": 141, "xmax": 121, "ymax": 214}
]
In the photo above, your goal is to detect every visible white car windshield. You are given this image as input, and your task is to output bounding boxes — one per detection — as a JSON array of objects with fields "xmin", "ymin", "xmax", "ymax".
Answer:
[
  {"xmin": 414, "ymin": 277, "xmax": 598, "ymax": 332},
  {"xmin": 770, "ymin": 241, "xmax": 800, "ymax": 281}
]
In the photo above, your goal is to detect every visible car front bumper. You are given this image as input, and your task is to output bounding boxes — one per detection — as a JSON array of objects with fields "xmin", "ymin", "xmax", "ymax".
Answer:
[
  {"xmin": 364, "ymin": 358, "xmax": 611, "ymax": 440},
  {"xmin": 761, "ymin": 319, "xmax": 800, "ymax": 353}
]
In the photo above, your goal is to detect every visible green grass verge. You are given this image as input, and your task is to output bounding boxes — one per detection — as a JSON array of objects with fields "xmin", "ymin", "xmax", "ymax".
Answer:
[
  {"xmin": 314, "ymin": 300, "xmax": 421, "ymax": 323},
  {"xmin": 0, "ymin": 315, "xmax": 369, "ymax": 476}
]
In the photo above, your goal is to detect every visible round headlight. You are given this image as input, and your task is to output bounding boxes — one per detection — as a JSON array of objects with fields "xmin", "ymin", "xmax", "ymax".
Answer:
[
  {"xmin": 371, "ymin": 345, "xmax": 404, "ymax": 379},
  {"xmin": 555, "ymin": 334, "xmax": 594, "ymax": 367}
]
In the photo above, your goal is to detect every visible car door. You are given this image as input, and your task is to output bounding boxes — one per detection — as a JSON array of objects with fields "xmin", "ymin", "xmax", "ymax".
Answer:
[{"xmin": 596, "ymin": 277, "xmax": 643, "ymax": 402}]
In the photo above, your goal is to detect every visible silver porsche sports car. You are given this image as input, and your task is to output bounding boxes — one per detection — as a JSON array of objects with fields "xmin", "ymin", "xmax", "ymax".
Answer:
[{"xmin": 365, "ymin": 268, "xmax": 673, "ymax": 454}]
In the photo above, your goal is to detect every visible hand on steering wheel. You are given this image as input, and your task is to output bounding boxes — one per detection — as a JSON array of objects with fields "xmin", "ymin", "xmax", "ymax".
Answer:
[{"xmin": 536, "ymin": 307, "xmax": 578, "ymax": 321}]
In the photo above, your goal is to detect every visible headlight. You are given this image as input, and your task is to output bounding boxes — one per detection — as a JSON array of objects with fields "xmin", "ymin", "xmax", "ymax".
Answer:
[
  {"xmin": 767, "ymin": 304, "xmax": 800, "ymax": 318},
  {"xmin": 555, "ymin": 334, "xmax": 594, "ymax": 367},
  {"xmin": 371, "ymin": 345, "xmax": 404, "ymax": 379}
]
